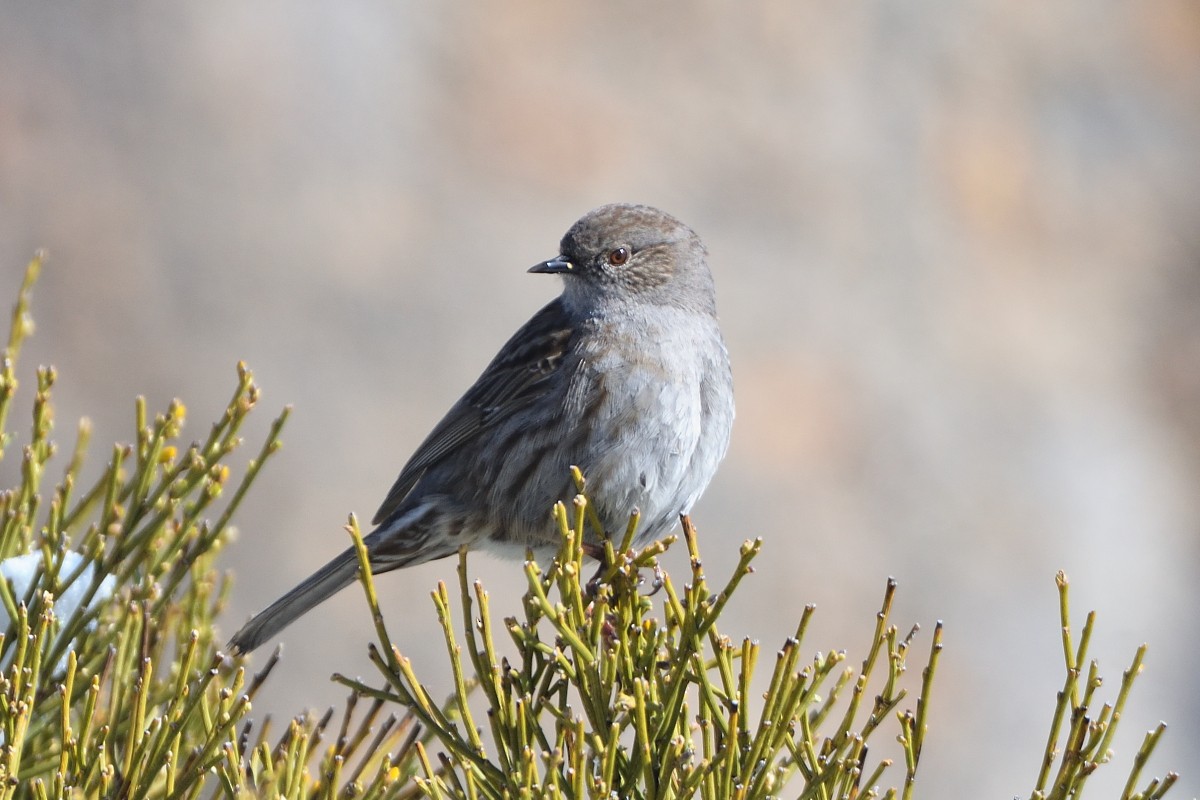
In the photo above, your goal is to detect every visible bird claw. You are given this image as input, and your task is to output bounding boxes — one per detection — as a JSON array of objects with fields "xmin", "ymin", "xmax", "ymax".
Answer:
[
  {"xmin": 582, "ymin": 542, "xmax": 665, "ymax": 599},
  {"xmin": 644, "ymin": 563, "xmax": 666, "ymax": 596}
]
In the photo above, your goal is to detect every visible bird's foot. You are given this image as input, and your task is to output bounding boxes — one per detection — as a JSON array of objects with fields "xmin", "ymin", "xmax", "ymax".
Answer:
[{"xmin": 582, "ymin": 539, "xmax": 664, "ymax": 598}]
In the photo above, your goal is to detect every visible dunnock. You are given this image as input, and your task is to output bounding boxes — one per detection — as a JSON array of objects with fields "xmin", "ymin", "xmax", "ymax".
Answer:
[{"xmin": 228, "ymin": 203, "xmax": 734, "ymax": 654}]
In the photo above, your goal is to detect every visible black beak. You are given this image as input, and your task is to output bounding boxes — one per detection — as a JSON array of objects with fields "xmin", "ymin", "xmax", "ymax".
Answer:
[{"xmin": 529, "ymin": 256, "xmax": 572, "ymax": 274}]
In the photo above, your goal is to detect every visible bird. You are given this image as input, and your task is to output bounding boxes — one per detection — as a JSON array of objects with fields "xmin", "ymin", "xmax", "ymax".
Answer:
[{"xmin": 227, "ymin": 203, "xmax": 734, "ymax": 654}]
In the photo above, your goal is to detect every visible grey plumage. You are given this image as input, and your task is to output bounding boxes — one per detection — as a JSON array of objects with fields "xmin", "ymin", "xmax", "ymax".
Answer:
[{"xmin": 228, "ymin": 204, "xmax": 734, "ymax": 654}]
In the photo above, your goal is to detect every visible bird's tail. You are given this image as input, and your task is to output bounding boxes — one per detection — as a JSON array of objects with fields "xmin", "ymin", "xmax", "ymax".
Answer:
[{"xmin": 227, "ymin": 546, "xmax": 361, "ymax": 655}]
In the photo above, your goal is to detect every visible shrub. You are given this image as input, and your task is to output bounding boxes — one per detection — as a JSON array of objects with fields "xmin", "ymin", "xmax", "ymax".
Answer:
[{"xmin": 0, "ymin": 255, "xmax": 1179, "ymax": 799}]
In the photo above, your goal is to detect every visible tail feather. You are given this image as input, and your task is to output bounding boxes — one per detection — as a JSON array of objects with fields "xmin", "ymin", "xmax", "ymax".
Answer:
[{"xmin": 227, "ymin": 546, "xmax": 361, "ymax": 654}]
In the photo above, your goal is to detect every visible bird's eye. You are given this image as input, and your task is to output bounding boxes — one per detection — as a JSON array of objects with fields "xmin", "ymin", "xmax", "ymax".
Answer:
[{"xmin": 607, "ymin": 247, "xmax": 630, "ymax": 266}]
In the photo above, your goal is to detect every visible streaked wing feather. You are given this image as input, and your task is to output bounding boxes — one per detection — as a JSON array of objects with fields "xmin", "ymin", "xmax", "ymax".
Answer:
[{"xmin": 372, "ymin": 299, "xmax": 575, "ymax": 524}]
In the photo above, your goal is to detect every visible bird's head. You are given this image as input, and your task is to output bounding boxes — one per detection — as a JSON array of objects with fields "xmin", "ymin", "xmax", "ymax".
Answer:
[{"xmin": 529, "ymin": 204, "xmax": 716, "ymax": 315}]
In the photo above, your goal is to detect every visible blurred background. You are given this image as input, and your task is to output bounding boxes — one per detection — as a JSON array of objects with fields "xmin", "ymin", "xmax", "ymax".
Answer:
[{"xmin": 2, "ymin": 2, "xmax": 1198, "ymax": 795}]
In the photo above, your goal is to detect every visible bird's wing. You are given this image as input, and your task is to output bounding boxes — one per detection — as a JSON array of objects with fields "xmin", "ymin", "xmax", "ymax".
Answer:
[{"xmin": 371, "ymin": 298, "xmax": 576, "ymax": 525}]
